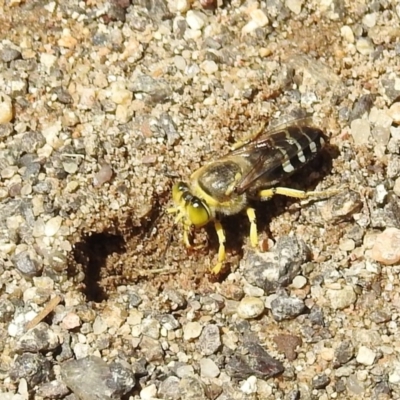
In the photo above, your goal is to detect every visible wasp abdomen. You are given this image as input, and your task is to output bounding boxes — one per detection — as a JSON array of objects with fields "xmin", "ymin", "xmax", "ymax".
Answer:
[{"xmin": 277, "ymin": 126, "xmax": 326, "ymax": 174}]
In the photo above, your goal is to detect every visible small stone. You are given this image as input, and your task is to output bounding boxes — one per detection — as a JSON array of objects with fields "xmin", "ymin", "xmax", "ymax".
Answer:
[
  {"xmin": 176, "ymin": 0, "xmax": 190, "ymax": 12},
  {"xmin": 312, "ymin": 374, "xmax": 331, "ymax": 389},
  {"xmin": 291, "ymin": 275, "xmax": 307, "ymax": 289},
  {"xmin": 44, "ymin": 216, "xmax": 62, "ymax": 237},
  {"xmin": 0, "ymin": 46, "xmax": 22, "ymax": 62},
  {"xmin": 334, "ymin": 340, "xmax": 354, "ymax": 367},
  {"xmin": 63, "ymin": 161, "xmax": 78, "ymax": 174},
  {"xmin": 186, "ymin": 10, "xmax": 207, "ymax": 30},
  {"xmin": 36, "ymin": 380, "xmax": 70, "ymax": 399},
  {"xmin": 13, "ymin": 251, "xmax": 41, "ymax": 277},
  {"xmin": 285, "ymin": 0, "xmax": 303, "ymax": 15},
  {"xmin": 142, "ymin": 318, "xmax": 161, "ymax": 340},
  {"xmin": 110, "ymin": 87, "xmax": 133, "ymax": 105},
  {"xmin": 16, "ymin": 322, "xmax": 59, "ymax": 352},
  {"xmin": 249, "ymin": 9, "xmax": 269, "ymax": 27},
  {"xmin": 200, "ymin": 358, "xmax": 220, "ymax": 378},
  {"xmin": 183, "ymin": 321, "xmax": 202, "ymax": 341},
  {"xmin": 139, "ymin": 336, "xmax": 164, "ymax": 362},
  {"xmin": 362, "ymin": 13, "xmax": 376, "ymax": 28},
  {"xmin": 356, "ymin": 38, "xmax": 374, "ymax": 55},
  {"xmin": 270, "ymin": 296, "xmax": 306, "ymax": 321},
  {"xmin": 237, "ymin": 297, "xmax": 265, "ymax": 319},
  {"xmin": 388, "ymin": 102, "xmax": 400, "ymax": 124},
  {"xmin": 356, "ymin": 346, "xmax": 376, "ymax": 366},
  {"xmin": 61, "ymin": 313, "xmax": 81, "ymax": 330},
  {"xmin": 158, "ymin": 376, "xmax": 180, "ymax": 399},
  {"xmin": 393, "ymin": 177, "xmax": 400, "ymax": 197},
  {"xmin": 201, "ymin": 60, "xmax": 218, "ymax": 74},
  {"xmin": 9, "ymin": 353, "xmax": 51, "ymax": 387},
  {"xmin": 241, "ymin": 375, "xmax": 257, "ymax": 394},
  {"xmin": 371, "ymin": 228, "xmax": 400, "ymax": 265},
  {"xmin": 93, "ymin": 163, "xmax": 113, "ymax": 186},
  {"xmin": 61, "ymin": 356, "xmax": 135, "ymax": 399},
  {"xmin": 0, "ymin": 99, "xmax": 13, "ymax": 124},
  {"xmin": 326, "ymin": 285, "xmax": 357, "ymax": 310},
  {"xmin": 140, "ymin": 383, "xmax": 157, "ymax": 400},
  {"xmin": 341, "ymin": 25, "xmax": 354, "ymax": 43},
  {"xmin": 226, "ymin": 342, "xmax": 284, "ymax": 379},
  {"xmin": 198, "ymin": 324, "xmax": 221, "ymax": 355},
  {"xmin": 350, "ymin": 118, "xmax": 371, "ymax": 145},
  {"xmin": 273, "ymin": 334, "xmax": 302, "ymax": 361}
]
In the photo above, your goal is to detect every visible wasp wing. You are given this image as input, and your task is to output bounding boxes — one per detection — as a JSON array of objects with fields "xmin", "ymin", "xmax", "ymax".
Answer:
[{"xmin": 231, "ymin": 125, "xmax": 326, "ymax": 195}]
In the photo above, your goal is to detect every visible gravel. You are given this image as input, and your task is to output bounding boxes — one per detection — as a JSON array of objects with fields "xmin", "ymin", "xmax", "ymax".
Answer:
[{"xmin": 1, "ymin": 0, "xmax": 400, "ymax": 399}]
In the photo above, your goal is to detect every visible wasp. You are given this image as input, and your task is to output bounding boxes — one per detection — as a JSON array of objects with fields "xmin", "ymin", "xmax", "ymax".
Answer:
[{"xmin": 168, "ymin": 119, "xmax": 334, "ymax": 274}]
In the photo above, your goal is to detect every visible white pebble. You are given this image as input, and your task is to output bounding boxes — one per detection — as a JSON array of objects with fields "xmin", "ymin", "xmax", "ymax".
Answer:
[
  {"xmin": 240, "ymin": 376, "xmax": 257, "ymax": 394},
  {"xmin": 326, "ymin": 285, "xmax": 356, "ymax": 310},
  {"xmin": 371, "ymin": 228, "xmax": 400, "ymax": 265},
  {"xmin": 237, "ymin": 297, "xmax": 265, "ymax": 319},
  {"xmin": 200, "ymin": 358, "xmax": 220, "ymax": 378},
  {"xmin": 44, "ymin": 216, "xmax": 62, "ymax": 237},
  {"xmin": 249, "ymin": 9, "xmax": 269, "ymax": 27},
  {"xmin": 356, "ymin": 346, "xmax": 376, "ymax": 366},
  {"xmin": 362, "ymin": 13, "xmax": 376, "ymax": 28},
  {"xmin": 176, "ymin": 0, "xmax": 190, "ymax": 12},
  {"xmin": 291, "ymin": 275, "xmax": 307, "ymax": 289},
  {"xmin": 388, "ymin": 103, "xmax": 400, "ymax": 124},
  {"xmin": 350, "ymin": 119, "xmax": 370, "ymax": 145},
  {"xmin": 140, "ymin": 384, "xmax": 157, "ymax": 400},
  {"xmin": 201, "ymin": 60, "xmax": 218, "ymax": 74},
  {"xmin": 340, "ymin": 25, "xmax": 354, "ymax": 43},
  {"xmin": 186, "ymin": 10, "xmax": 207, "ymax": 30},
  {"xmin": 285, "ymin": 0, "xmax": 303, "ymax": 15},
  {"xmin": 356, "ymin": 38, "xmax": 374, "ymax": 55},
  {"xmin": 183, "ymin": 321, "xmax": 202, "ymax": 341}
]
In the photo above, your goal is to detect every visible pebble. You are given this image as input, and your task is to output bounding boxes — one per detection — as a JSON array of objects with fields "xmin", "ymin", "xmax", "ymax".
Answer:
[
  {"xmin": 183, "ymin": 321, "xmax": 202, "ymax": 341},
  {"xmin": 285, "ymin": 0, "xmax": 303, "ymax": 15},
  {"xmin": 356, "ymin": 38, "xmax": 374, "ymax": 55},
  {"xmin": 93, "ymin": 163, "xmax": 113, "ymax": 186},
  {"xmin": 326, "ymin": 286, "xmax": 357, "ymax": 310},
  {"xmin": 61, "ymin": 312, "xmax": 81, "ymax": 330},
  {"xmin": 140, "ymin": 384, "xmax": 157, "ymax": 400},
  {"xmin": 371, "ymin": 228, "xmax": 400, "ymax": 265},
  {"xmin": 240, "ymin": 376, "xmax": 258, "ymax": 394},
  {"xmin": 393, "ymin": 177, "xmax": 400, "ymax": 197},
  {"xmin": 200, "ymin": 358, "xmax": 220, "ymax": 378},
  {"xmin": 186, "ymin": 10, "xmax": 207, "ymax": 30},
  {"xmin": 176, "ymin": 0, "xmax": 190, "ymax": 12},
  {"xmin": 340, "ymin": 25, "xmax": 355, "ymax": 43},
  {"xmin": 9, "ymin": 353, "xmax": 51, "ymax": 387},
  {"xmin": 201, "ymin": 60, "xmax": 218, "ymax": 74},
  {"xmin": 198, "ymin": 324, "xmax": 221, "ymax": 355},
  {"xmin": 13, "ymin": 251, "xmax": 41, "ymax": 277},
  {"xmin": 44, "ymin": 216, "xmax": 62, "ymax": 237},
  {"xmin": 61, "ymin": 356, "xmax": 135, "ymax": 399},
  {"xmin": 270, "ymin": 295, "xmax": 306, "ymax": 321},
  {"xmin": 356, "ymin": 346, "xmax": 376, "ymax": 366},
  {"xmin": 362, "ymin": 13, "xmax": 376, "ymax": 28},
  {"xmin": 291, "ymin": 275, "xmax": 307, "ymax": 289},
  {"xmin": 350, "ymin": 118, "xmax": 371, "ymax": 145},
  {"xmin": 237, "ymin": 297, "xmax": 265, "ymax": 319},
  {"xmin": 388, "ymin": 102, "xmax": 400, "ymax": 124},
  {"xmin": 36, "ymin": 380, "xmax": 70, "ymax": 399},
  {"xmin": 0, "ymin": 99, "xmax": 13, "ymax": 124},
  {"xmin": 249, "ymin": 9, "xmax": 269, "ymax": 27},
  {"xmin": 16, "ymin": 322, "xmax": 59, "ymax": 352}
]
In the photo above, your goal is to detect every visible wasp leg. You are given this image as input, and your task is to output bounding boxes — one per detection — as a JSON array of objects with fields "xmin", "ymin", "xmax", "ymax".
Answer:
[
  {"xmin": 231, "ymin": 122, "xmax": 267, "ymax": 150},
  {"xmin": 211, "ymin": 220, "xmax": 226, "ymax": 274},
  {"xmin": 246, "ymin": 207, "xmax": 258, "ymax": 247},
  {"xmin": 258, "ymin": 187, "xmax": 339, "ymax": 200}
]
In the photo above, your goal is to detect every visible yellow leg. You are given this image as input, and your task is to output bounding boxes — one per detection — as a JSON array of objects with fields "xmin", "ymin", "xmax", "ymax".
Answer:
[
  {"xmin": 246, "ymin": 207, "xmax": 258, "ymax": 247},
  {"xmin": 258, "ymin": 187, "xmax": 340, "ymax": 200},
  {"xmin": 211, "ymin": 220, "xmax": 226, "ymax": 274}
]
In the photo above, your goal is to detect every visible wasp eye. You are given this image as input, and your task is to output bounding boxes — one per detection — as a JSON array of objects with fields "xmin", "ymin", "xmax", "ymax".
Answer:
[{"xmin": 187, "ymin": 198, "xmax": 210, "ymax": 227}]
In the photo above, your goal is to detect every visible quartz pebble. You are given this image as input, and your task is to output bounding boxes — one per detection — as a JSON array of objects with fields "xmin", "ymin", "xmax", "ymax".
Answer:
[
  {"xmin": 285, "ymin": 0, "xmax": 303, "ymax": 15},
  {"xmin": 237, "ymin": 297, "xmax": 265, "ymax": 319},
  {"xmin": 356, "ymin": 38, "xmax": 374, "ymax": 55},
  {"xmin": 350, "ymin": 118, "xmax": 371, "ymax": 145},
  {"xmin": 186, "ymin": 10, "xmax": 207, "ymax": 30},
  {"xmin": 388, "ymin": 102, "xmax": 400, "ymax": 123},
  {"xmin": 0, "ymin": 99, "xmax": 13, "ymax": 123},
  {"xmin": 356, "ymin": 346, "xmax": 376, "ymax": 366},
  {"xmin": 371, "ymin": 228, "xmax": 400, "ymax": 265},
  {"xmin": 326, "ymin": 286, "xmax": 357, "ymax": 310},
  {"xmin": 183, "ymin": 321, "xmax": 202, "ymax": 341}
]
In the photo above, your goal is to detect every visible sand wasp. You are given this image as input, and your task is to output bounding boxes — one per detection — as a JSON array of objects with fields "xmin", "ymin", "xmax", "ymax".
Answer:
[{"xmin": 168, "ymin": 119, "xmax": 334, "ymax": 274}]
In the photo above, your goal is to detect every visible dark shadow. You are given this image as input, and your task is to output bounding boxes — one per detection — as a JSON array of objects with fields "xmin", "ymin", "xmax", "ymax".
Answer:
[{"xmin": 73, "ymin": 233, "xmax": 126, "ymax": 302}]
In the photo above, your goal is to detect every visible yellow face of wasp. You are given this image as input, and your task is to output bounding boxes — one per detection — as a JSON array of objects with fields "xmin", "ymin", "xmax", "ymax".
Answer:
[{"xmin": 172, "ymin": 182, "xmax": 211, "ymax": 228}]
